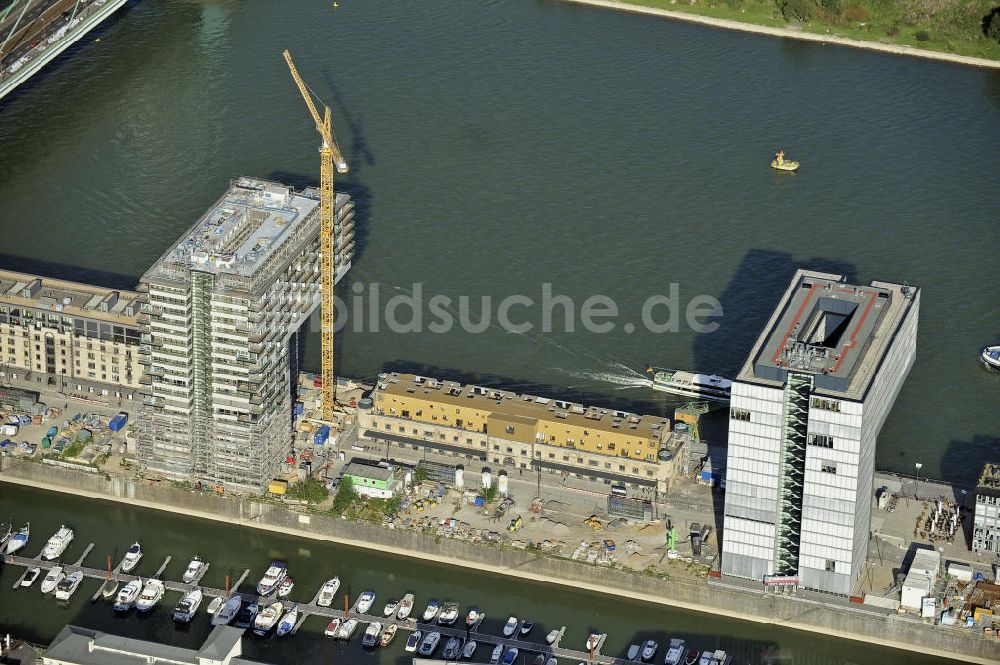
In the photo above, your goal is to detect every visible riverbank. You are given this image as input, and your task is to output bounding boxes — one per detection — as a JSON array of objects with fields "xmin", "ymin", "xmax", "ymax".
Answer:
[
  {"xmin": 1, "ymin": 460, "xmax": 996, "ymax": 663},
  {"xmin": 559, "ymin": 0, "xmax": 1000, "ymax": 68}
]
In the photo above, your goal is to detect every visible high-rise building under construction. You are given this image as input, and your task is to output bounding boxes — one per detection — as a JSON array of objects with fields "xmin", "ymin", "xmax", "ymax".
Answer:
[{"xmin": 137, "ymin": 177, "xmax": 355, "ymax": 489}]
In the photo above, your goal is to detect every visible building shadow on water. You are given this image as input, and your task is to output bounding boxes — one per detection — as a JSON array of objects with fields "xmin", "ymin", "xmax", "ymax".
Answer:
[
  {"xmin": 0, "ymin": 252, "xmax": 140, "ymax": 290},
  {"xmin": 691, "ymin": 249, "xmax": 859, "ymax": 557}
]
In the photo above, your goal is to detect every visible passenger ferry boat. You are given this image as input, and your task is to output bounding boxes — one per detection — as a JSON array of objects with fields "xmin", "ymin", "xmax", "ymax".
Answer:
[
  {"xmin": 41, "ymin": 525, "xmax": 74, "ymax": 560},
  {"xmin": 645, "ymin": 367, "xmax": 731, "ymax": 402}
]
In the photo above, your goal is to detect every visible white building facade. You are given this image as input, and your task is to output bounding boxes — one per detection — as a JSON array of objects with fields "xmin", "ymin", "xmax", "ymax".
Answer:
[{"xmin": 722, "ymin": 269, "xmax": 919, "ymax": 595}]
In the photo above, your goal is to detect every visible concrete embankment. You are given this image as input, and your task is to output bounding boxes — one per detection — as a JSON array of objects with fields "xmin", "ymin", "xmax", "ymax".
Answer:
[
  {"xmin": 2, "ymin": 458, "xmax": 997, "ymax": 663},
  {"xmin": 558, "ymin": 0, "xmax": 1000, "ymax": 70}
]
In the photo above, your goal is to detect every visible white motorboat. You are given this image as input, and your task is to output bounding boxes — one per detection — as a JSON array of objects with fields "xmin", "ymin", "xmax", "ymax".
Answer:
[
  {"xmin": 40, "ymin": 565, "xmax": 64, "ymax": 593},
  {"xmin": 41, "ymin": 525, "xmax": 74, "ymax": 560},
  {"xmin": 417, "ymin": 631, "xmax": 441, "ymax": 657},
  {"xmin": 362, "ymin": 622, "xmax": 383, "ymax": 648},
  {"xmin": 404, "ymin": 630, "xmax": 422, "ymax": 652},
  {"xmin": 709, "ymin": 650, "xmax": 731, "ymax": 665},
  {"xmin": 642, "ymin": 640, "xmax": 659, "ymax": 662},
  {"xmin": 489, "ymin": 644, "xmax": 503, "ymax": 664},
  {"xmin": 276, "ymin": 604, "xmax": 298, "ymax": 637},
  {"xmin": 181, "ymin": 556, "xmax": 205, "ymax": 584},
  {"xmin": 256, "ymin": 561, "xmax": 288, "ymax": 596},
  {"xmin": 324, "ymin": 618, "xmax": 342, "ymax": 637},
  {"xmin": 664, "ymin": 638, "xmax": 687, "ymax": 665},
  {"xmin": 4, "ymin": 523, "xmax": 29, "ymax": 555},
  {"xmin": 0, "ymin": 523, "xmax": 9, "ymax": 547},
  {"xmin": 466, "ymin": 607, "xmax": 480, "ymax": 624},
  {"xmin": 437, "ymin": 602, "xmax": 459, "ymax": 625},
  {"xmin": 212, "ymin": 594, "xmax": 242, "ymax": 626},
  {"xmin": 396, "ymin": 592, "xmax": 414, "ymax": 619},
  {"xmin": 442, "ymin": 636, "xmax": 464, "ymax": 659},
  {"xmin": 519, "ymin": 620, "xmax": 534, "ymax": 636},
  {"xmin": 135, "ymin": 578, "xmax": 164, "ymax": 612},
  {"xmin": 503, "ymin": 616, "xmax": 519, "ymax": 637},
  {"xmin": 646, "ymin": 367, "xmax": 731, "ymax": 402},
  {"xmin": 172, "ymin": 588, "xmax": 203, "ymax": 623},
  {"xmin": 501, "ymin": 647, "xmax": 519, "ymax": 665},
  {"xmin": 316, "ymin": 577, "xmax": 340, "ymax": 607},
  {"xmin": 698, "ymin": 652, "xmax": 713, "ymax": 665},
  {"xmin": 356, "ymin": 590, "xmax": 375, "ymax": 614},
  {"xmin": 422, "ymin": 598, "xmax": 440, "ymax": 621},
  {"xmin": 982, "ymin": 345, "xmax": 1000, "ymax": 370},
  {"xmin": 100, "ymin": 579, "xmax": 119, "ymax": 599},
  {"xmin": 337, "ymin": 618, "xmax": 359, "ymax": 639},
  {"xmin": 54, "ymin": 571, "xmax": 83, "ymax": 600},
  {"xmin": 628, "ymin": 644, "xmax": 641, "ymax": 660},
  {"xmin": 113, "ymin": 579, "xmax": 142, "ymax": 611},
  {"xmin": 546, "ymin": 628, "xmax": 560, "ymax": 644},
  {"xmin": 120, "ymin": 542, "xmax": 143, "ymax": 573},
  {"xmin": 20, "ymin": 567, "xmax": 41, "ymax": 587},
  {"xmin": 463, "ymin": 640, "xmax": 477, "ymax": 659},
  {"xmin": 382, "ymin": 598, "xmax": 399, "ymax": 617},
  {"xmin": 206, "ymin": 596, "xmax": 224, "ymax": 615},
  {"xmin": 277, "ymin": 576, "xmax": 294, "ymax": 598},
  {"xmin": 586, "ymin": 633, "xmax": 605, "ymax": 652},
  {"xmin": 253, "ymin": 601, "xmax": 284, "ymax": 636}
]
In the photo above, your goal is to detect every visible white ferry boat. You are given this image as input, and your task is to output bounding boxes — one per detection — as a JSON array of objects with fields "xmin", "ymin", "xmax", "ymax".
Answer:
[
  {"xmin": 645, "ymin": 367, "xmax": 731, "ymax": 402},
  {"xmin": 256, "ymin": 561, "xmax": 288, "ymax": 596},
  {"xmin": 135, "ymin": 578, "xmax": 165, "ymax": 612},
  {"xmin": 41, "ymin": 525, "xmax": 74, "ymax": 560}
]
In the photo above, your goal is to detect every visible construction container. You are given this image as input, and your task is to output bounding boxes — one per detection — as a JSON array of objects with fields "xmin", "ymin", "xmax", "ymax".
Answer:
[
  {"xmin": 78, "ymin": 429, "xmax": 93, "ymax": 442},
  {"xmin": 268, "ymin": 479, "xmax": 289, "ymax": 495},
  {"xmin": 41, "ymin": 437, "xmax": 50, "ymax": 448},
  {"xmin": 108, "ymin": 413, "xmax": 128, "ymax": 432},
  {"xmin": 313, "ymin": 425, "xmax": 330, "ymax": 445},
  {"xmin": 1, "ymin": 424, "xmax": 18, "ymax": 437}
]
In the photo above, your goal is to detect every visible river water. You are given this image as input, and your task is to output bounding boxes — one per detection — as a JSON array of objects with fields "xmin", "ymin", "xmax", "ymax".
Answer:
[
  {"xmin": 0, "ymin": 0, "xmax": 997, "ymax": 660},
  {"xmin": 0, "ymin": 485, "xmax": 967, "ymax": 664}
]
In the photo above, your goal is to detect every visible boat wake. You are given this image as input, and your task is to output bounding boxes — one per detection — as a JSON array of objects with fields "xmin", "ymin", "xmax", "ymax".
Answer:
[{"xmin": 567, "ymin": 364, "xmax": 654, "ymax": 390}]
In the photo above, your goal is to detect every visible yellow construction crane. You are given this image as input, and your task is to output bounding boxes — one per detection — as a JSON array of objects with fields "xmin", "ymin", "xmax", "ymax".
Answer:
[{"xmin": 282, "ymin": 49, "xmax": 348, "ymax": 420}]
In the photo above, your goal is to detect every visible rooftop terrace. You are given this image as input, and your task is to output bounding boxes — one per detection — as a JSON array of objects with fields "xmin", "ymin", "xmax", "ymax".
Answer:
[
  {"xmin": 0, "ymin": 269, "xmax": 140, "ymax": 325},
  {"xmin": 737, "ymin": 269, "xmax": 918, "ymax": 399}
]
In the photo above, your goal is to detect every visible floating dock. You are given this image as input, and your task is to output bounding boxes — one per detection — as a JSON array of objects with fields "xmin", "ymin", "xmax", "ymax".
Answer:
[{"xmin": 1, "ymin": 552, "xmax": 617, "ymax": 663}]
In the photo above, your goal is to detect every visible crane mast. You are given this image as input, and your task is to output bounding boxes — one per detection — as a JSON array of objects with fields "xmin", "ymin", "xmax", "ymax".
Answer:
[{"xmin": 282, "ymin": 49, "xmax": 348, "ymax": 420}]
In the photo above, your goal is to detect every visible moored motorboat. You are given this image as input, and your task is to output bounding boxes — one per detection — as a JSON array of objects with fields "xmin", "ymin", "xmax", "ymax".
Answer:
[
  {"xmin": 463, "ymin": 640, "xmax": 477, "ymax": 659},
  {"xmin": 135, "ymin": 578, "xmax": 165, "ymax": 612},
  {"xmin": 212, "ymin": 595, "xmax": 242, "ymax": 626},
  {"xmin": 362, "ymin": 622, "xmax": 383, "ymax": 648},
  {"xmin": 709, "ymin": 650, "xmax": 731, "ymax": 665},
  {"xmin": 277, "ymin": 576, "xmax": 294, "ymax": 598},
  {"xmin": 181, "ymin": 556, "xmax": 205, "ymax": 584},
  {"xmin": 642, "ymin": 639, "xmax": 658, "ymax": 662},
  {"xmin": 489, "ymin": 644, "xmax": 503, "ymax": 664},
  {"xmin": 501, "ymin": 647, "xmax": 519, "ymax": 665},
  {"xmin": 172, "ymin": 588, "xmax": 203, "ymax": 623},
  {"xmin": 113, "ymin": 579, "xmax": 142, "ymax": 611},
  {"xmin": 383, "ymin": 598, "xmax": 399, "ymax": 617},
  {"xmin": 437, "ymin": 601, "xmax": 459, "ymax": 625},
  {"xmin": 256, "ymin": 561, "xmax": 288, "ymax": 596},
  {"xmin": 233, "ymin": 597, "xmax": 260, "ymax": 630},
  {"xmin": 54, "ymin": 571, "xmax": 83, "ymax": 600},
  {"xmin": 206, "ymin": 596, "xmax": 224, "ymax": 615},
  {"xmin": 982, "ymin": 345, "xmax": 1000, "ymax": 370},
  {"xmin": 422, "ymin": 599, "xmax": 440, "ymax": 621},
  {"xmin": 628, "ymin": 644, "xmax": 641, "ymax": 660},
  {"xmin": 337, "ymin": 618, "xmax": 359, "ymax": 639},
  {"xmin": 324, "ymin": 618, "xmax": 342, "ymax": 637},
  {"xmin": 404, "ymin": 630, "xmax": 422, "ymax": 652},
  {"xmin": 417, "ymin": 631, "xmax": 441, "ymax": 656},
  {"xmin": 316, "ymin": 577, "xmax": 340, "ymax": 606},
  {"xmin": 698, "ymin": 652, "xmax": 713, "ymax": 665},
  {"xmin": 120, "ymin": 542, "xmax": 143, "ymax": 573},
  {"xmin": 466, "ymin": 607, "xmax": 480, "ymax": 624},
  {"xmin": 664, "ymin": 638, "xmax": 687, "ymax": 665},
  {"xmin": 683, "ymin": 648, "xmax": 700, "ymax": 665},
  {"xmin": 503, "ymin": 616, "xmax": 518, "ymax": 637},
  {"xmin": 545, "ymin": 628, "xmax": 560, "ymax": 645},
  {"xmin": 545, "ymin": 657, "xmax": 557, "ymax": 665},
  {"xmin": 442, "ymin": 636, "xmax": 464, "ymax": 660},
  {"xmin": 276, "ymin": 604, "xmax": 298, "ymax": 637},
  {"xmin": 379, "ymin": 623, "xmax": 397, "ymax": 647},
  {"xmin": 585, "ymin": 633, "xmax": 605, "ymax": 652},
  {"xmin": 100, "ymin": 579, "xmax": 119, "ymax": 599},
  {"xmin": 20, "ymin": 567, "xmax": 41, "ymax": 588},
  {"xmin": 396, "ymin": 592, "xmax": 415, "ymax": 619},
  {"xmin": 253, "ymin": 601, "xmax": 284, "ymax": 636},
  {"xmin": 4, "ymin": 523, "xmax": 29, "ymax": 555},
  {"xmin": 41, "ymin": 524, "xmax": 74, "ymax": 560},
  {"xmin": 40, "ymin": 565, "xmax": 64, "ymax": 594},
  {"xmin": 519, "ymin": 620, "xmax": 534, "ymax": 636},
  {"xmin": 355, "ymin": 590, "xmax": 375, "ymax": 614}
]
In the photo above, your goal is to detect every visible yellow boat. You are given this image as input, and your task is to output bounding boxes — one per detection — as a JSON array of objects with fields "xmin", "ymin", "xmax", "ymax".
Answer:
[{"xmin": 771, "ymin": 150, "xmax": 799, "ymax": 171}]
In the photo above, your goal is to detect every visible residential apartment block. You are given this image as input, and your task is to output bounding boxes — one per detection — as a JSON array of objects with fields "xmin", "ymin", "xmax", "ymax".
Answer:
[
  {"xmin": 972, "ymin": 463, "xmax": 1000, "ymax": 554},
  {"xmin": 137, "ymin": 177, "xmax": 355, "ymax": 490},
  {"xmin": 721, "ymin": 269, "xmax": 919, "ymax": 595},
  {"xmin": 0, "ymin": 269, "xmax": 143, "ymax": 403},
  {"xmin": 360, "ymin": 372, "xmax": 681, "ymax": 493}
]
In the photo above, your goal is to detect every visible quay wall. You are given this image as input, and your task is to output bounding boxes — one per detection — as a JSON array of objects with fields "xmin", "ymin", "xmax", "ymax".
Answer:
[{"xmin": 2, "ymin": 458, "xmax": 998, "ymax": 663}]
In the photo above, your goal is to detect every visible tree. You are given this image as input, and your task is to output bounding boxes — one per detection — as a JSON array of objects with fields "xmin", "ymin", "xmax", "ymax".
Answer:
[
  {"xmin": 986, "ymin": 9, "xmax": 1000, "ymax": 43},
  {"xmin": 290, "ymin": 478, "xmax": 329, "ymax": 504}
]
